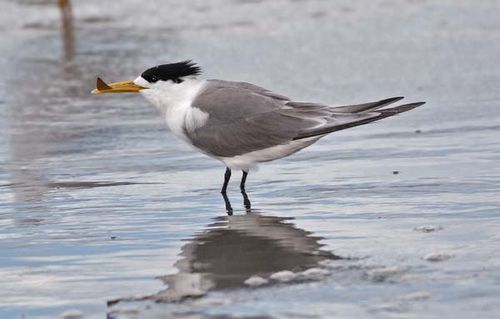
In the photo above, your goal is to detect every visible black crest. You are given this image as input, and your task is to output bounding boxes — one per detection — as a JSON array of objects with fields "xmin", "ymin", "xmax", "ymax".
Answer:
[{"xmin": 141, "ymin": 60, "xmax": 202, "ymax": 84}]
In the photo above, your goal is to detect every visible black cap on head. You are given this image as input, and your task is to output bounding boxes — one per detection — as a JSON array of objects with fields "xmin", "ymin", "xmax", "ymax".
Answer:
[{"xmin": 141, "ymin": 60, "xmax": 201, "ymax": 84}]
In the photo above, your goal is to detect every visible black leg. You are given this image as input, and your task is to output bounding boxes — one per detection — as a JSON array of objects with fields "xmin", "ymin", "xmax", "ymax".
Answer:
[
  {"xmin": 240, "ymin": 171, "xmax": 251, "ymax": 211},
  {"xmin": 241, "ymin": 189, "xmax": 251, "ymax": 211},
  {"xmin": 240, "ymin": 170, "xmax": 248, "ymax": 192},
  {"xmin": 221, "ymin": 192, "xmax": 233, "ymax": 215},
  {"xmin": 221, "ymin": 167, "xmax": 231, "ymax": 194}
]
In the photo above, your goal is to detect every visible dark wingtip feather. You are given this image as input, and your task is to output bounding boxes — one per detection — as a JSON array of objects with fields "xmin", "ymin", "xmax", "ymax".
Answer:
[
  {"xmin": 397, "ymin": 101, "xmax": 426, "ymax": 110},
  {"xmin": 293, "ymin": 100, "xmax": 425, "ymax": 140},
  {"xmin": 380, "ymin": 101, "xmax": 426, "ymax": 115},
  {"xmin": 332, "ymin": 96, "xmax": 406, "ymax": 113},
  {"xmin": 382, "ymin": 96, "xmax": 405, "ymax": 104}
]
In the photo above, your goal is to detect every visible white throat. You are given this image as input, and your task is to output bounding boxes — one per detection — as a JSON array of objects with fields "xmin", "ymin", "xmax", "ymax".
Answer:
[{"xmin": 134, "ymin": 76, "xmax": 208, "ymax": 141}]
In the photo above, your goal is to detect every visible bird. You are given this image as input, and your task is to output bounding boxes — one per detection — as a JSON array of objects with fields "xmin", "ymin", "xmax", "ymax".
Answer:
[{"xmin": 92, "ymin": 60, "xmax": 424, "ymax": 195}]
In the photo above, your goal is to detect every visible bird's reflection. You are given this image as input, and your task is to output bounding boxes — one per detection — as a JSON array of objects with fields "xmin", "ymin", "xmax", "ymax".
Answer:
[
  {"xmin": 111, "ymin": 194, "xmax": 341, "ymax": 305},
  {"xmin": 222, "ymin": 191, "xmax": 251, "ymax": 215}
]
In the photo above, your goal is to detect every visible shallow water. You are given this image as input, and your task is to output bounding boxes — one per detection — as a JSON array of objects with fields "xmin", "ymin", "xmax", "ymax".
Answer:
[{"xmin": 1, "ymin": 0, "xmax": 500, "ymax": 318}]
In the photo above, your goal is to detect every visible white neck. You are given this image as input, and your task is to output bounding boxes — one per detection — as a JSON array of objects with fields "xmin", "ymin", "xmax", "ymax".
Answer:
[{"xmin": 136, "ymin": 77, "xmax": 208, "ymax": 142}]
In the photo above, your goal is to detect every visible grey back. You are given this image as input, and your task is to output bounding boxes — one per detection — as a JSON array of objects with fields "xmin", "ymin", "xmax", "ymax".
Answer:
[{"xmin": 185, "ymin": 80, "xmax": 415, "ymax": 157}]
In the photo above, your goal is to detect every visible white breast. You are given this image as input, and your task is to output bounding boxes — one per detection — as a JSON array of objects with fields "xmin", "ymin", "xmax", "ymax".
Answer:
[
  {"xmin": 165, "ymin": 102, "xmax": 209, "ymax": 142},
  {"xmin": 138, "ymin": 77, "xmax": 208, "ymax": 142}
]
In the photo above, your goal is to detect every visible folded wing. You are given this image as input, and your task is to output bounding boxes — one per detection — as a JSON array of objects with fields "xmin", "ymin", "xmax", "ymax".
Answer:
[{"xmin": 188, "ymin": 80, "xmax": 424, "ymax": 157}]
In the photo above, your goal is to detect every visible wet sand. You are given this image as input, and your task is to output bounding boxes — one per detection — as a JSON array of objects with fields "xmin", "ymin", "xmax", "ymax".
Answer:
[{"xmin": 1, "ymin": 1, "xmax": 500, "ymax": 318}]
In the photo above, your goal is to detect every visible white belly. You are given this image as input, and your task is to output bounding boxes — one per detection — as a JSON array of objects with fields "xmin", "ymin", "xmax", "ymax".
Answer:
[{"xmin": 218, "ymin": 136, "xmax": 321, "ymax": 171}]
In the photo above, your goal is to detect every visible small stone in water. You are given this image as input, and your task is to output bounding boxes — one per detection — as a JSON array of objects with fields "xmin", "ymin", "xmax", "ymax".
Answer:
[
  {"xmin": 244, "ymin": 275, "xmax": 268, "ymax": 287},
  {"xmin": 367, "ymin": 266, "xmax": 409, "ymax": 282},
  {"xmin": 301, "ymin": 268, "xmax": 330, "ymax": 279},
  {"xmin": 400, "ymin": 291, "xmax": 431, "ymax": 301},
  {"xmin": 423, "ymin": 253, "xmax": 453, "ymax": 262},
  {"xmin": 414, "ymin": 225, "xmax": 443, "ymax": 233},
  {"xmin": 270, "ymin": 270, "xmax": 296, "ymax": 282},
  {"xmin": 60, "ymin": 309, "xmax": 83, "ymax": 319}
]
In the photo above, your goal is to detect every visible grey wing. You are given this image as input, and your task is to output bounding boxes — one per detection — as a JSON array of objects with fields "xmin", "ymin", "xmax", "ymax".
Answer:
[
  {"xmin": 188, "ymin": 112, "xmax": 313, "ymax": 157},
  {"xmin": 188, "ymin": 80, "xmax": 316, "ymax": 157},
  {"xmin": 193, "ymin": 80, "xmax": 290, "ymax": 122},
  {"xmin": 188, "ymin": 80, "xmax": 424, "ymax": 157}
]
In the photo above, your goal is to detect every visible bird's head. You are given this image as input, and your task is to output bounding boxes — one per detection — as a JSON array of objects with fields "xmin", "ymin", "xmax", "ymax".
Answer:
[{"xmin": 91, "ymin": 60, "xmax": 202, "ymax": 108}]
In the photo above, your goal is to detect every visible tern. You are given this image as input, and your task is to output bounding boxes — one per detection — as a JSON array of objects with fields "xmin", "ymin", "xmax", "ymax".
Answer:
[{"xmin": 92, "ymin": 60, "xmax": 424, "ymax": 194}]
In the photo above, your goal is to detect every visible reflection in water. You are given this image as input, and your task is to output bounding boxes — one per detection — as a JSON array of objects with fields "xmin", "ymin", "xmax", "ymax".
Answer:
[
  {"xmin": 59, "ymin": 0, "xmax": 83, "ymax": 97},
  {"xmin": 6, "ymin": 0, "xmax": 77, "ymax": 205},
  {"xmin": 110, "ymin": 195, "xmax": 341, "ymax": 305},
  {"xmin": 59, "ymin": 0, "xmax": 75, "ymax": 62},
  {"xmin": 223, "ymin": 191, "xmax": 251, "ymax": 215}
]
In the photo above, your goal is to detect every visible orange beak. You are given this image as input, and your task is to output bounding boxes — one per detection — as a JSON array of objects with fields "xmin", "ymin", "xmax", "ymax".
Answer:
[{"xmin": 91, "ymin": 77, "xmax": 144, "ymax": 94}]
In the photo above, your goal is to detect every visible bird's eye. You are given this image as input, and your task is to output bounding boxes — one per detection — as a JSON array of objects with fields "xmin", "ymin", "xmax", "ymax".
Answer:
[{"xmin": 150, "ymin": 75, "xmax": 158, "ymax": 82}]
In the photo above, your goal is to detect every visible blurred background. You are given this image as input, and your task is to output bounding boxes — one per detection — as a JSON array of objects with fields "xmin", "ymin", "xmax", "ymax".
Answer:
[{"xmin": 0, "ymin": 1, "xmax": 499, "ymax": 318}]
